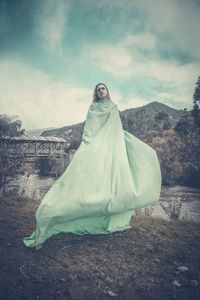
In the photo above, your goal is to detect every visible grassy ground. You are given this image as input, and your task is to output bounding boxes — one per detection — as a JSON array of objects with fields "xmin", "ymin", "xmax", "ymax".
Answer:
[{"xmin": 0, "ymin": 196, "xmax": 200, "ymax": 300}]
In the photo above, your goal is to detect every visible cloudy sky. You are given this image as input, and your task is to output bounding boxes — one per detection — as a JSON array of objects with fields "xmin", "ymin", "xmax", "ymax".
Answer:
[{"xmin": 0, "ymin": 0, "xmax": 200, "ymax": 130}]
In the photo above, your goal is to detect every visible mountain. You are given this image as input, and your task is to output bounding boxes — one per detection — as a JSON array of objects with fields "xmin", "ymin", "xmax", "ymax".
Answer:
[
  {"xmin": 119, "ymin": 101, "xmax": 189, "ymax": 142},
  {"xmin": 41, "ymin": 101, "xmax": 189, "ymax": 144},
  {"xmin": 40, "ymin": 101, "xmax": 200, "ymax": 187},
  {"xmin": 41, "ymin": 122, "xmax": 84, "ymax": 148},
  {"xmin": 2, "ymin": 101, "xmax": 197, "ymax": 187},
  {"xmin": 26, "ymin": 127, "xmax": 56, "ymax": 136}
]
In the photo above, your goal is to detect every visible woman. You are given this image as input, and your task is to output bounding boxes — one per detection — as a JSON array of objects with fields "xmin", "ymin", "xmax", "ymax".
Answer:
[{"xmin": 23, "ymin": 83, "xmax": 162, "ymax": 248}]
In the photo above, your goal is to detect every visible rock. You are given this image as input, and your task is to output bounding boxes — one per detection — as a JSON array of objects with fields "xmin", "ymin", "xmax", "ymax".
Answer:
[
  {"xmin": 177, "ymin": 266, "xmax": 189, "ymax": 272},
  {"xmin": 191, "ymin": 280, "xmax": 199, "ymax": 287},
  {"xmin": 35, "ymin": 245, "xmax": 43, "ymax": 250},
  {"xmin": 104, "ymin": 290, "xmax": 117, "ymax": 297},
  {"xmin": 144, "ymin": 245, "xmax": 153, "ymax": 253},
  {"xmin": 153, "ymin": 258, "xmax": 160, "ymax": 263},
  {"xmin": 172, "ymin": 279, "xmax": 181, "ymax": 288},
  {"xmin": 34, "ymin": 275, "xmax": 43, "ymax": 283}
]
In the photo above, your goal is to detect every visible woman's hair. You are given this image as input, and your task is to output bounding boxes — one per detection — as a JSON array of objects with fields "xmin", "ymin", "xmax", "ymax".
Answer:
[{"xmin": 92, "ymin": 83, "xmax": 111, "ymax": 102}]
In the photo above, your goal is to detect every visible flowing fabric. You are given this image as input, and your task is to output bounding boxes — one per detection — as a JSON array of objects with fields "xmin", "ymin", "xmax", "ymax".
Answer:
[{"xmin": 23, "ymin": 98, "xmax": 162, "ymax": 247}]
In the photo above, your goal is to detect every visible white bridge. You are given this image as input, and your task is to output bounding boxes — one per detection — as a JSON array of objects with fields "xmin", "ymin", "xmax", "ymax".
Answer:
[{"xmin": 0, "ymin": 135, "xmax": 66, "ymax": 158}]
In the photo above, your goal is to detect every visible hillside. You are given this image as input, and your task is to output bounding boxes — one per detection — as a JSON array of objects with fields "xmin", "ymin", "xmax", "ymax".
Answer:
[
  {"xmin": 40, "ymin": 101, "xmax": 200, "ymax": 187},
  {"xmin": 42, "ymin": 122, "xmax": 84, "ymax": 149},
  {"xmin": 26, "ymin": 127, "xmax": 56, "ymax": 136},
  {"xmin": 41, "ymin": 101, "xmax": 188, "ymax": 143}
]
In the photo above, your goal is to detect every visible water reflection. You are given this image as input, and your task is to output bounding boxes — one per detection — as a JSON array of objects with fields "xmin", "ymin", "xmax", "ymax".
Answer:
[
  {"xmin": 137, "ymin": 185, "xmax": 200, "ymax": 223},
  {"xmin": 1, "ymin": 174, "xmax": 200, "ymax": 223},
  {"xmin": 1, "ymin": 173, "xmax": 55, "ymax": 200}
]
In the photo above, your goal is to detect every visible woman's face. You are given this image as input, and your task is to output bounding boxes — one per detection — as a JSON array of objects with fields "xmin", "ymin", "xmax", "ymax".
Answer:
[{"xmin": 96, "ymin": 84, "xmax": 108, "ymax": 100}]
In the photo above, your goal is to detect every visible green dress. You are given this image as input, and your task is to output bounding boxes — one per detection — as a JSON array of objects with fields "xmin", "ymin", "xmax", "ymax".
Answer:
[{"xmin": 23, "ymin": 98, "xmax": 162, "ymax": 247}]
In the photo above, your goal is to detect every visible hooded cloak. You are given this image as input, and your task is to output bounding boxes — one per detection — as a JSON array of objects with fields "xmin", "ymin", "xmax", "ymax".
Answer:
[{"xmin": 23, "ymin": 98, "xmax": 162, "ymax": 247}]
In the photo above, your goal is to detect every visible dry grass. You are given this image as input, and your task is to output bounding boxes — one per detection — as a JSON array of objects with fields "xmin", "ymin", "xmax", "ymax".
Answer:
[{"xmin": 0, "ymin": 196, "xmax": 200, "ymax": 300}]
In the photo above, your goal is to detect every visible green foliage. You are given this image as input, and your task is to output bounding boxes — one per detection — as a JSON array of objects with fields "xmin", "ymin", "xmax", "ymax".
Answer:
[
  {"xmin": 174, "ymin": 115, "xmax": 192, "ymax": 135},
  {"xmin": 66, "ymin": 138, "xmax": 81, "ymax": 151},
  {"xmin": 0, "ymin": 115, "xmax": 26, "ymax": 194},
  {"xmin": 192, "ymin": 76, "xmax": 200, "ymax": 127},
  {"xmin": 35, "ymin": 154, "xmax": 67, "ymax": 177},
  {"xmin": 193, "ymin": 76, "xmax": 200, "ymax": 102},
  {"xmin": 174, "ymin": 114, "xmax": 200, "ymax": 186},
  {"xmin": 0, "ymin": 114, "xmax": 25, "ymax": 137},
  {"xmin": 192, "ymin": 103, "xmax": 200, "ymax": 127},
  {"xmin": 154, "ymin": 111, "xmax": 171, "ymax": 130},
  {"xmin": 0, "ymin": 153, "xmax": 25, "ymax": 193},
  {"xmin": 151, "ymin": 130, "xmax": 184, "ymax": 185}
]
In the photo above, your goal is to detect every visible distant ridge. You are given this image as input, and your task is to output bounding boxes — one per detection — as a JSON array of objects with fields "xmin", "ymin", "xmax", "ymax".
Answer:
[
  {"xmin": 28, "ymin": 100, "xmax": 199, "ymax": 187},
  {"xmin": 121, "ymin": 101, "xmax": 187, "ymax": 116},
  {"xmin": 26, "ymin": 127, "xmax": 56, "ymax": 136},
  {"xmin": 40, "ymin": 100, "xmax": 189, "ymax": 145}
]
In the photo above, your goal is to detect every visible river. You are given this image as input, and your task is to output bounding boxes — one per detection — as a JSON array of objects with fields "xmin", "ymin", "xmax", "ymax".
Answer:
[{"xmin": 1, "ymin": 174, "xmax": 200, "ymax": 223}]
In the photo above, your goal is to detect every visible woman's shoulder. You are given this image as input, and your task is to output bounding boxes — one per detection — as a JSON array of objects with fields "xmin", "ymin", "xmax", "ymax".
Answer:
[{"xmin": 91, "ymin": 99, "xmax": 117, "ymax": 109}]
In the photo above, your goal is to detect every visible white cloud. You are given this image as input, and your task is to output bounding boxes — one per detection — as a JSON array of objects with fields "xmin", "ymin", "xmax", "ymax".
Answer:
[
  {"xmin": 87, "ymin": 0, "xmax": 200, "ymax": 61},
  {"xmin": 118, "ymin": 96, "xmax": 150, "ymax": 111},
  {"xmin": 83, "ymin": 43, "xmax": 133, "ymax": 78},
  {"xmin": 83, "ymin": 33, "xmax": 158, "ymax": 78},
  {"xmin": 83, "ymin": 32, "xmax": 199, "ymax": 109},
  {"xmin": 82, "ymin": 32, "xmax": 158, "ymax": 78},
  {"xmin": 125, "ymin": 33, "xmax": 157, "ymax": 52},
  {"xmin": 134, "ymin": 0, "xmax": 200, "ymax": 61},
  {"xmin": 34, "ymin": 0, "xmax": 69, "ymax": 55},
  {"xmin": 0, "ymin": 55, "xmax": 196, "ymax": 134},
  {"xmin": 0, "ymin": 57, "xmax": 92, "ymax": 130}
]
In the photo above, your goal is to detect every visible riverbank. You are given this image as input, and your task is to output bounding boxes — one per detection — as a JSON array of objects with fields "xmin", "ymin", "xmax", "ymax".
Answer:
[
  {"xmin": 3, "ymin": 176, "xmax": 200, "ymax": 222},
  {"xmin": 0, "ymin": 196, "xmax": 200, "ymax": 300}
]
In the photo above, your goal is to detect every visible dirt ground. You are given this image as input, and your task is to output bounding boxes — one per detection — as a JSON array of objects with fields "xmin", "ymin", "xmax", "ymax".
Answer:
[{"xmin": 0, "ymin": 196, "xmax": 200, "ymax": 300}]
